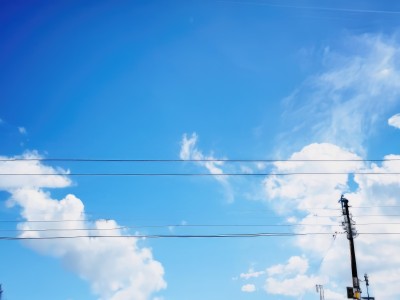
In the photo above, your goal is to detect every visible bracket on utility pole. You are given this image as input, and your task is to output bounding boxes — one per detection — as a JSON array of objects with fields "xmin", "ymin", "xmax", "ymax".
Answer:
[{"xmin": 316, "ymin": 284, "xmax": 325, "ymax": 300}]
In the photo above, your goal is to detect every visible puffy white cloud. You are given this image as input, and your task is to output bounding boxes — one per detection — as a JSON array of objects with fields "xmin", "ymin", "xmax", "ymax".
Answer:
[
  {"xmin": 265, "ymin": 256, "xmax": 322, "ymax": 297},
  {"xmin": 267, "ymin": 256, "xmax": 308, "ymax": 276},
  {"xmin": 247, "ymin": 34, "xmax": 400, "ymax": 300},
  {"xmin": 241, "ymin": 284, "xmax": 256, "ymax": 292},
  {"xmin": 0, "ymin": 152, "xmax": 71, "ymax": 190},
  {"xmin": 1, "ymin": 154, "xmax": 166, "ymax": 300},
  {"xmin": 264, "ymin": 143, "xmax": 363, "ymax": 213},
  {"xmin": 266, "ymin": 275, "xmax": 319, "ymax": 297},
  {"xmin": 262, "ymin": 143, "xmax": 400, "ymax": 299}
]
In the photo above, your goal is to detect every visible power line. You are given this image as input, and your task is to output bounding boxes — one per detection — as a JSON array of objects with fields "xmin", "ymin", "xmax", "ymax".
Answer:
[
  {"xmin": 0, "ymin": 232, "xmax": 339, "ymax": 240},
  {"xmin": 0, "ymin": 224, "xmax": 344, "ymax": 232},
  {"xmin": 1, "ymin": 172, "xmax": 400, "ymax": 176},
  {"xmin": 0, "ymin": 231, "xmax": 399, "ymax": 241},
  {"xmin": 1, "ymin": 221, "xmax": 399, "ymax": 232},
  {"xmin": 1, "ymin": 158, "xmax": 400, "ymax": 162},
  {"xmin": 0, "ymin": 215, "xmax": 343, "ymax": 224},
  {"xmin": 218, "ymin": 0, "xmax": 400, "ymax": 15}
]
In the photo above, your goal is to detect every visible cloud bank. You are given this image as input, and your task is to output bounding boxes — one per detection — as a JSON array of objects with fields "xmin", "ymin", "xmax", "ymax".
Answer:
[
  {"xmin": 241, "ymin": 34, "xmax": 400, "ymax": 299},
  {"xmin": 1, "ymin": 153, "xmax": 166, "ymax": 300}
]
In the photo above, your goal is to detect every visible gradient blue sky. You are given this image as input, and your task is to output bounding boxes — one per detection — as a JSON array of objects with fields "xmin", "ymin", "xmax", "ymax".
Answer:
[{"xmin": 1, "ymin": 1, "xmax": 400, "ymax": 300}]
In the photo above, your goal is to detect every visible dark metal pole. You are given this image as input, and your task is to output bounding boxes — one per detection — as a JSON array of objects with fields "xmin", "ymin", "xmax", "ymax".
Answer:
[
  {"xmin": 340, "ymin": 195, "xmax": 361, "ymax": 297},
  {"xmin": 364, "ymin": 274, "xmax": 370, "ymax": 299}
]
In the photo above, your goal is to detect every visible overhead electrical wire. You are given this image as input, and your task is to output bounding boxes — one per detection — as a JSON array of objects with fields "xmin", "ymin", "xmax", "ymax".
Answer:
[
  {"xmin": 0, "ymin": 232, "xmax": 339, "ymax": 241},
  {"xmin": 1, "ymin": 158, "xmax": 400, "ymax": 162},
  {"xmin": 1, "ymin": 172, "xmax": 400, "ymax": 176},
  {"xmin": 1, "ymin": 231, "xmax": 400, "ymax": 241},
  {"xmin": 218, "ymin": 0, "xmax": 400, "ymax": 15},
  {"xmin": 1, "ymin": 221, "xmax": 399, "ymax": 233}
]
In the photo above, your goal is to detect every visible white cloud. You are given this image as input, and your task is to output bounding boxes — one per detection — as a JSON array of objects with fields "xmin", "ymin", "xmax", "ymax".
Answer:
[
  {"xmin": 0, "ymin": 152, "xmax": 71, "ymax": 190},
  {"xmin": 240, "ymin": 268, "xmax": 265, "ymax": 279},
  {"xmin": 241, "ymin": 284, "xmax": 256, "ymax": 292},
  {"xmin": 267, "ymin": 256, "xmax": 308, "ymax": 276},
  {"xmin": 180, "ymin": 133, "xmax": 225, "ymax": 176},
  {"xmin": 281, "ymin": 35, "xmax": 400, "ymax": 154},
  {"xmin": 238, "ymin": 34, "xmax": 400, "ymax": 300},
  {"xmin": 1, "ymin": 154, "xmax": 166, "ymax": 300},
  {"xmin": 180, "ymin": 133, "xmax": 234, "ymax": 202},
  {"xmin": 265, "ymin": 274, "xmax": 320, "ymax": 297},
  {"xmin": 18, "ymin": 126, "xmax": 27, "ymax": 135},
  {"xmin": 388, "ymin": 113, "xmax": 400, "ymax": 129},
  {"xmin": 264, "ymin": 143, "xmax": 363, "ymax": 213},
  {"xmin": 265, "ymin": 256, "xmax": 322, "ymax": 297},
  {"xmin": 262, "ymin": 143, "xmax": 400, "ymax": 299}
]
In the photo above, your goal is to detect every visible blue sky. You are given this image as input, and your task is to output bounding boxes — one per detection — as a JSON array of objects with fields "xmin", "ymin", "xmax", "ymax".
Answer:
[{"xmin": 1, "ymin": 1, "xmax": 400, "ymax": 299}]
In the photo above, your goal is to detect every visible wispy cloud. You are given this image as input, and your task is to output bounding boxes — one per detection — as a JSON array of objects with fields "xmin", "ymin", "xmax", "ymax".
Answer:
[
  {"xmin": 280, "ymin": 34, "xmax": 400, "ymax": 154},
  {"xmin": 240, "ymin": 268, "xmax": 265, "ymax": 280},
  {"xmin": 18, "ymin": 126, "xmax": 27, "ymax": 135},
  {"xmin": 241, "ymin": 284, "xmax": 256, "ymax": 292},
  {"xmin": 1, "ymin": 153, "xmax": 166, "ymax": 300},
  {"xmin": 388, "ymin": 113, "xmax": 400, "ymax": 129},
  {"xmin": 180, "ymin": 133, "xmax": 234, "ymax": 202}
]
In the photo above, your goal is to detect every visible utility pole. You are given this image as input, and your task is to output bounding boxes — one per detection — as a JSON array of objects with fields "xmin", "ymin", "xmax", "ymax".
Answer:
[
  {"xmin": 316, "ymin": 284, "xmax": 325, "ymax": 300},
  {"xmin": 340, "ymin": 195, "xmax": 361, "ymax": 299},
  {"xmin": 361, "ymin": 273, "xmax": 374, "ymax": 300},
  {"xmin": 364, "ymin": 274, "xmax": 370, "ymax": 299}
]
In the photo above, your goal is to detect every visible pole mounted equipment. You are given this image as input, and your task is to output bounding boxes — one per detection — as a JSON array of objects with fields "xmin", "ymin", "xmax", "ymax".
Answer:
[
  {"xmin": 340, "ymin": 195, "xmax": 361, "ymax": 299},
  {"xmin": 316, "ymin": 284, "xmax": 325, "ymax": 300}
]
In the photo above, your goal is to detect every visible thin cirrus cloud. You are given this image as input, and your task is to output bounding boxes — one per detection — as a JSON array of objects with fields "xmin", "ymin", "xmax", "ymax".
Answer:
[
  {"xmin": 1, "ymin": 153, "xmax": 166, "ymax": 300},
  {"xmin": 241, "ymin": 284, "xmax": 256, "ymax": 293},
  {"xmin": 280, "ymin": 34, "xmax": 400, "ymax": 155},
  {"xmin": 388, "ymin": 113, "xmax": 400, "ymax": 129},
  {"xmin": 180, "ymin": 132, "xmax": 234, "ymax": 202}
]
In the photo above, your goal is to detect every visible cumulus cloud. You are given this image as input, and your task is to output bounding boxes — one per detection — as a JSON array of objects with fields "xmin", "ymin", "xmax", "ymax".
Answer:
[
  {"xmin": 0, "ymin": 152, "xmax": 71, "ymax": 190},
  {"xmin": 265, "ymin": 256, "xmax": 322, "ymax": 297},
  {"xmin": 1, "ymin": 153, "xmax": 166, "ymax": 300},
  {"xmin": 266, "ymin": 275, "xmax": 320, "ymax": 297},
  {"xmin": 241, "ymin": 284, "xmax": 256, "ymax": 292},
  {"xmin": 236, "ymin": 34, "xmax": 400, "ymax": 300},
  {"xmin": 388, "ymin": 113, "xmax": 400, "ymax": 129},
  {"xmin": 266, "ymin": 256, "xmax": 308, "ymax": 277},
  {"xmin": 262, "ymin": 143, "xmax": 400, "ymax": 299},
  {"xmin": 264, "ymin": 143, "xmax": 363, "ymax": 213}
]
